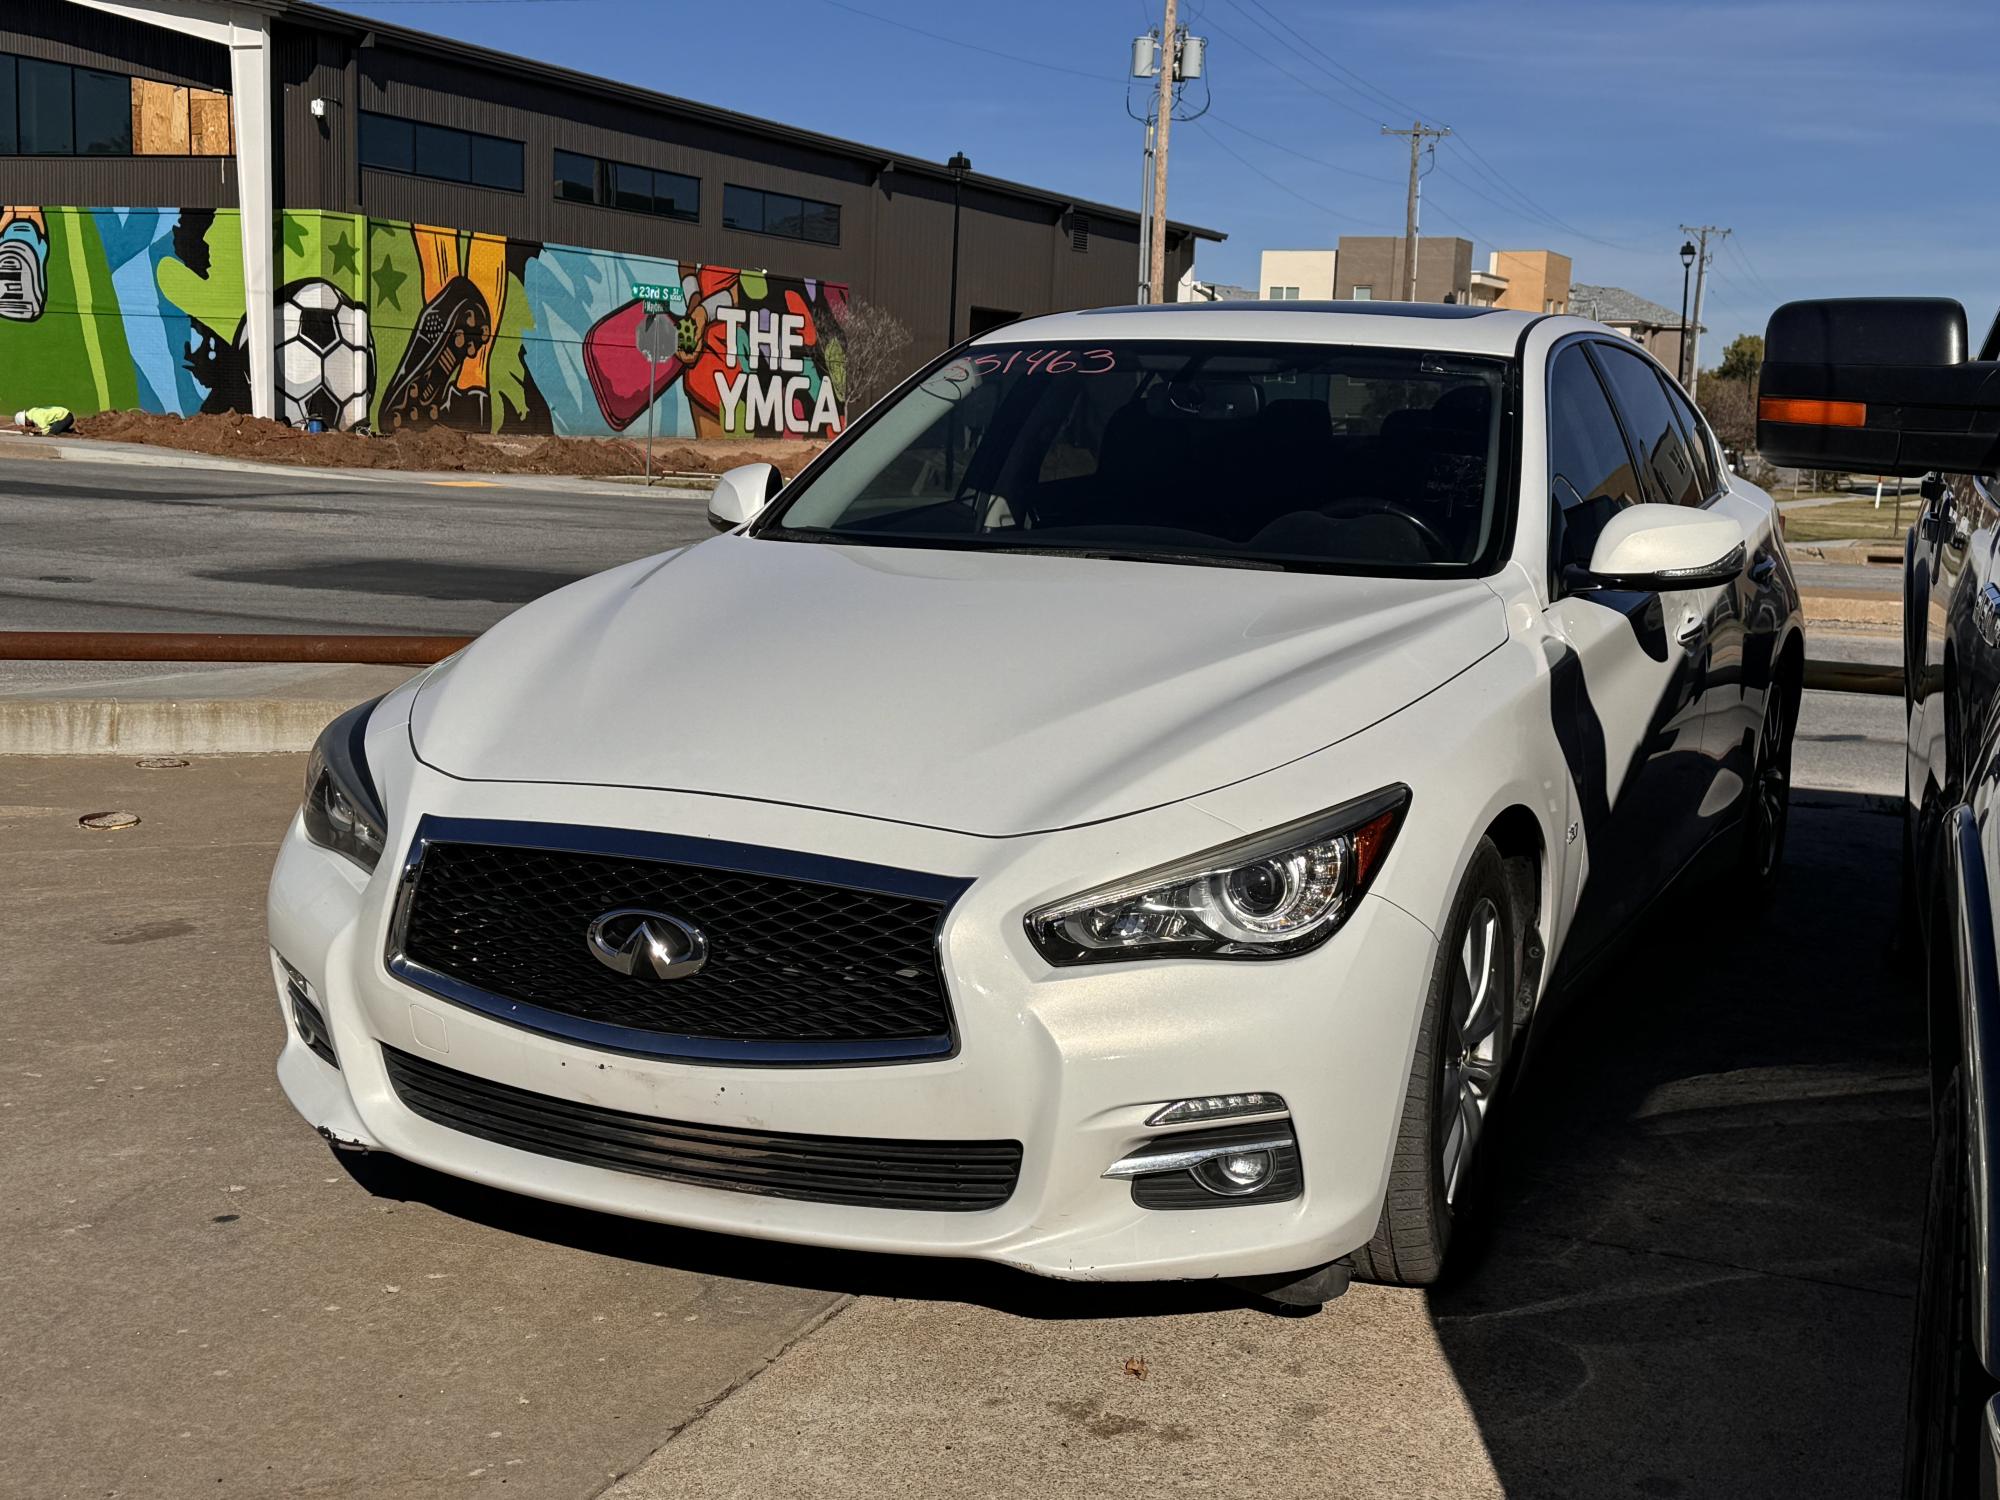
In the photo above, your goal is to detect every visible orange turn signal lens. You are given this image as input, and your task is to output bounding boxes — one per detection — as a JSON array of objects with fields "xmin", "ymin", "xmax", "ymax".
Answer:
[{"xmin": 1759, "ymin": 396, "xmax": 1866, "ymax": 428}]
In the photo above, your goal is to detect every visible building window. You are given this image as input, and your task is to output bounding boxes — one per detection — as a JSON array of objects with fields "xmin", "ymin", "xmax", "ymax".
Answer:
[
  {"xmin": 553, "ymin": 148, "xmax": 699, "ymax": 222},
  {"xmin": 0, "ymin": 51, "xmax": 229, "ymax": 158},
  {"xmin": 1351, "ymin": 285, "xmax": 1373, "ymax": 300},
  {"xmin": 1266, "ymin": 286, "xmax": 1302, "ymax": 301},
  {"xmin": 359, "ymin": 110, "xmax": 523, "ymax": 192},
  {"xmin": 724, "ymin": 183, "xmax": 840, "ymax": 245},
  {"xmin": 17, "ymin": 57, "xmax": 71, "ymax": 156}
]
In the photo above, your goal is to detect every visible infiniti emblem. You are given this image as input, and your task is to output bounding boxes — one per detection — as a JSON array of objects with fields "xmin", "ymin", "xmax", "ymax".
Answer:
[{"xmin": 585, "ymin": 908, "xmax": 710, "ymax": 982}]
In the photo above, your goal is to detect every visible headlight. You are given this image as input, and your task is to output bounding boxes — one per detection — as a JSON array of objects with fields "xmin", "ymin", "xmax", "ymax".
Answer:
[
  {"xmin": 302, "ymin": 698, "xmax": 388, "ymax": 872},
  {"xmin": 1025, "ymin": 786, "xmax": 1409, "ymax": 965}
]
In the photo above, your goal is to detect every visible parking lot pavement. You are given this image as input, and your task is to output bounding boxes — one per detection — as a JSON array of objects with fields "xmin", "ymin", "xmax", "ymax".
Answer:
[
  {"xmin": 7, "ymin": 681, "xmax": 1923, "ymax": 1499},
  {"xmin": 0, "ymin": 755, "xmax": 839, "ymax": 1500}
]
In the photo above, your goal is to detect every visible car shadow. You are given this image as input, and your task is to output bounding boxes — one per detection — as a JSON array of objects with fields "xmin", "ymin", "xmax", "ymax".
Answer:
[{"xmin": 1426, "ymin": 790, "xmax": 1927, "ymax": 1498}]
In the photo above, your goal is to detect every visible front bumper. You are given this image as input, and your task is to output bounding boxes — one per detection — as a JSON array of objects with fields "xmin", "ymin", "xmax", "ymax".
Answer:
[{"xmin": 267, "ymin": 765, "xmax": 1439, "ymax": 1283}]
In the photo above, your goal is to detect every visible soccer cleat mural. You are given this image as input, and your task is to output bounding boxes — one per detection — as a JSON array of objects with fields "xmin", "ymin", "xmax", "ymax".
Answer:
[{"xmin": 0, "ymin": 205, "xmax": 852, "ymax": 441}]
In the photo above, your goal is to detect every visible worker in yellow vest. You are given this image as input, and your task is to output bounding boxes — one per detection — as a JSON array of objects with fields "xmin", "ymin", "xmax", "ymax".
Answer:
[{"xmin": 10, "ymin": 406, "xmax": 75, "ymax": 436}]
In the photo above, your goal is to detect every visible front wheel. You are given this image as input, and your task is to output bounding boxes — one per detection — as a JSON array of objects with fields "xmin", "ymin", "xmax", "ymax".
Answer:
[
  {"xmin": 1347, "ymin": 839, "xmax": 1515, "ymax": 1287},
  {"xmin": 1738, "ymin": 682, "xmax": 1794, "ymax": 904}
]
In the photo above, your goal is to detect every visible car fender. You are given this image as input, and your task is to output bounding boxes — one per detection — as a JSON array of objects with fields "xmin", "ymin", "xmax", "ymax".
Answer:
[{"xmin": 1191, "ymin": 626, "xmax": 1568, "ymax": 991}]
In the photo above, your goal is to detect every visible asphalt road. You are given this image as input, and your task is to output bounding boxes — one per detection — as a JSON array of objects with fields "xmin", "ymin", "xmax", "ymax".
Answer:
[
  {"xmin": 3, "ymin": 690, "xmax": 1923, "ymax": 1498},
  {"xmin": 0, "ymin": 454, "xmax": 711, "ymax": 634}
]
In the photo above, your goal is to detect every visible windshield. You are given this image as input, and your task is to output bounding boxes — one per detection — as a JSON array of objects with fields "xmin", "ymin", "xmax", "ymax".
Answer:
[{"xmin": 760, "ymin": 340, "xmax": 1511, "ymax": 572}]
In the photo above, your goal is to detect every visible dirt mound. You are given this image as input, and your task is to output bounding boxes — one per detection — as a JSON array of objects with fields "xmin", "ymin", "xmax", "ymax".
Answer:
[{"xmin": 69, "ymin": 410, "xmax": 827, "ymax": 479}]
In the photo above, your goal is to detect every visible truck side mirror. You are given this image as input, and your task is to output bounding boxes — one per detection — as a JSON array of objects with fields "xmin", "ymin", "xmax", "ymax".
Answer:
[{"xmin": 1757, "ymin": 298, "xmax": 2000, "ymax": 477}]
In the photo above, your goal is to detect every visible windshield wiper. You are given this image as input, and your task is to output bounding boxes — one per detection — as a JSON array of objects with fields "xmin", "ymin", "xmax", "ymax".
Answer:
[{"xmin": 983, "ymin": 545, "xmax": 1287, "ymax": 572}]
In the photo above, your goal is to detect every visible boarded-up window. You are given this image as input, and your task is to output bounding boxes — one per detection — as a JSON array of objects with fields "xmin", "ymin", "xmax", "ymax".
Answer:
[
  {"xmin": 132, "ymin": 78, "xmax": 190, "ymax": 155},
  {"xmin": 189, "ymin": 88, "xmax": 231, "ymax": 156}
]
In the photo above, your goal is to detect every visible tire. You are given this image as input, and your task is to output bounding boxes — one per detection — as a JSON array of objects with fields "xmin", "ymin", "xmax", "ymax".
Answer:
[
  {"xmin": 1902, "ymin": 1072, "xmax": 1996, "ymax": 1498},
  {"xmin": 1347, "ymin": 838, "xmax": 1515, "ymax": 1287},
  {"xmin": 1737, "ymin": 679, "xmax": 1794, "ymax": 905}
]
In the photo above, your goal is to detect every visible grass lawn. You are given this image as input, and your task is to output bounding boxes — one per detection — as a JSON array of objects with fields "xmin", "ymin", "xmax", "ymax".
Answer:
[{"xmin": 1779, "ymin": 494, "xmax": 1918, "ymax": 545}]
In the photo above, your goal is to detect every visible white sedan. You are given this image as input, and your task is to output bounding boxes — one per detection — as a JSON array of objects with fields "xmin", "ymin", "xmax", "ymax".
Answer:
[{"xmin": 268, "ymin": 302, "xmax": 1802, "ymax": 1307}]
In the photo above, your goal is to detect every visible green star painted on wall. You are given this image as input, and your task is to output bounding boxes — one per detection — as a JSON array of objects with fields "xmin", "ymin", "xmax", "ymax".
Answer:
[
  {"xmin": 329, "ymin": 232, "xmax": 358, "ymax": 278},
  {"xmin": 373, "ymin": 258, "xmax": 407, "ymax": 310},
  {"xmin": 281, "ymin": 215, "xmax": 308, "ymax": 259}
]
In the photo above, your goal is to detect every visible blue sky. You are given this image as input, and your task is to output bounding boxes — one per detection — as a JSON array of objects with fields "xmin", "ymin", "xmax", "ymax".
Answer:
[{"xmin": 335, "ymin": 0, "xmax": 1997, "ymax": 358}]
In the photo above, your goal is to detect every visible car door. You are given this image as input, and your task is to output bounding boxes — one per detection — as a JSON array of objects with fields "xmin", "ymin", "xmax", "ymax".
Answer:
[
  {"xmin": 1651, "ymin": 363, "xmax": 1773, "ymax": 790},
  {"xmin": 1542, "ymin": 340, "xmax": 1718, "ymax": 974}
]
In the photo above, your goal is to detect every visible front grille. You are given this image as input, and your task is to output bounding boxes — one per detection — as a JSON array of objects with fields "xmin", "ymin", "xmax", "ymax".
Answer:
[
  {"xmin": 383, "ymin": 1045, "xmax": 1022, "ymax": 1211},
  {"xmin": 392, "ymin": 826, "xmax": 961, "ymax": 1061}
]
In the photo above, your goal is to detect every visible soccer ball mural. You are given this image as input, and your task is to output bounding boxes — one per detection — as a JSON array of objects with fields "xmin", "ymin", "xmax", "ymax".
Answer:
[{"xmin": 278, "ymin": 278, "xmax": 370, "ymax": 430}]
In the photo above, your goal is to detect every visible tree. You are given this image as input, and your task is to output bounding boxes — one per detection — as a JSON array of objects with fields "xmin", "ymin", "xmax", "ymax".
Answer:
[
  {"xmin": 1712, "ymin": 333, "xmax": 1764, "ymax": 384},
  {"xmin": 831, "ymin": 296, "xmax": 914, "ymax": 417},
  {"xmin": 1698, "ymin": 375, "xmax": 1756, "ymax": 457}
]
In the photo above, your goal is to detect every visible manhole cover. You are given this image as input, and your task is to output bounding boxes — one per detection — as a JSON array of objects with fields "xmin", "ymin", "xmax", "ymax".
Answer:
[
  {"xmin": 135, "ymin": 757, "xmax": 190, "ymax": 769},
  {"xmin": 78, "ymin": 810, "xmax": 141, "ymax": 831}
]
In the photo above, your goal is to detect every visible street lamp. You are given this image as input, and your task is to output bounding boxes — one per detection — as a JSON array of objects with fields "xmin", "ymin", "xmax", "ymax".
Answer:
[
  {"xmin": 1678, "ymin": 239, "xmax": 1697, "ymax": 386},
  {"xmin": 947, "ymin": 151, "xmax": 971, "ymax": 347}
]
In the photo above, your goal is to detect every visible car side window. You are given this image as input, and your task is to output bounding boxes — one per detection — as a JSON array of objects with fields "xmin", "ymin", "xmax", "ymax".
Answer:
[
  {"xmin": 1591, "ymin": 343, "xmax": 1703, "ymax": 506},
  {"xmin": 1657, "ymin": 372, "xmax": 1721, "ymax": 500},
  {"xmin": 1547, "ymin": 344, "xmax": 1643, "ymax": 582}
]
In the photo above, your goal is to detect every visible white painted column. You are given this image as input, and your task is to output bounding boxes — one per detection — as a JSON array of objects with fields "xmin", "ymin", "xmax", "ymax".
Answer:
[
  {"xmin": 226, "ymin": 16, "xmax": 275, "ymax": 419},
  {"xmin": 64, "ymin": 0, "xmax": 278, "ymax": 419}
]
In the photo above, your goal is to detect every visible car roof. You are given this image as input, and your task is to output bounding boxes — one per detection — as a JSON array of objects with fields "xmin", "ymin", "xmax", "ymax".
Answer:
[{"xmin": 976, "ymin": 300, "xmax": 1553, "ymax": 357}]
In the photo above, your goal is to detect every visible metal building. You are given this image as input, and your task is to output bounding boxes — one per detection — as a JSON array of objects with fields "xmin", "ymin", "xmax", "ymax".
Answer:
[{"xmin": 0, "ymin": 0, "xmax": 1223, "ymax": 441}]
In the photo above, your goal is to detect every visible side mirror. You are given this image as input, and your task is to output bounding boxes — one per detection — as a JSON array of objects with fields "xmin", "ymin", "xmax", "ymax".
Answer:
[
  {"xmin": 707, "ymin": 462, "xmax": 781, "ymax": 532},
  {"xmin": 1576, "ymin": 503, "xmax": 1746, "ymax": 592},
  {"xmin": 1757, "ymin": 297, "xmax": 2000, "ymax": 477}
]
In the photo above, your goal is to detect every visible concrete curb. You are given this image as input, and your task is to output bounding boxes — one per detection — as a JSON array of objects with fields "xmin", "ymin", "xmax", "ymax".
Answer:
[
  {"xmin": 0, "ymin": 696, "xmax": 353, "ymax": 755},
  {"xmin": 0, "ymin": 433, "xmax": 716, "ymax": 497}
]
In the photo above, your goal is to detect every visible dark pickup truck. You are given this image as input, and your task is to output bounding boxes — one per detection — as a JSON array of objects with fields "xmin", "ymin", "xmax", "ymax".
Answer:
[{"xmin": 1760, "ymin": 298, "xmax": 2000, "ymax": 1500}]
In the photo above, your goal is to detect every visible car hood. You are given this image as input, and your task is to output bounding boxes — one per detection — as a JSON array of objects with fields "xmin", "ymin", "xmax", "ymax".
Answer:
[{"xmin": 410, "ymin": 536, "xmax": 1505, "ymax": 837}]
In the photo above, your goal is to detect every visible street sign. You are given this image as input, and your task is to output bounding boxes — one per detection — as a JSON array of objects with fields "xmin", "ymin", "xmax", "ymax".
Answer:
[
  {"xmin": 631, "ymin": 281, "xmax": 676, "ymax": 305},
  {"xmin": 635, "ymin": 312, "xmax": 677, "ymax": 364},
  {"xmin": 633, "ymin": 311, "xmax": 678, "ymax": 486}
]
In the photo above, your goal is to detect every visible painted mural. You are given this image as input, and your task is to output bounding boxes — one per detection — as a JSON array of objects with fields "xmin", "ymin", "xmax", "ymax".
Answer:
[{"xmin": 0, "ymin": 205, "xmax": 850, "ymax": 441}]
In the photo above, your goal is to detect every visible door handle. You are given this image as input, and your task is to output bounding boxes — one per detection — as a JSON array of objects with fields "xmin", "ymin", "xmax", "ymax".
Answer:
[{"xmin": 1675, "ymin": 613, "xmax": 1707, "ymax": 649}]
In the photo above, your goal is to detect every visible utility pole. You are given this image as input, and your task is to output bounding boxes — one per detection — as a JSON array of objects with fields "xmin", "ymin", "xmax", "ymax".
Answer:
[
  {"xmin": 1147, "ymin": 0, "xmax": 1178, "ymax": 304},
  {"xmin": 1382, "ymin": 121, "xmax": 1449, "ymax": 301},
  {"xmin": 1679, "ymin": 224, "xmax": 1730, "ymax": 400}
]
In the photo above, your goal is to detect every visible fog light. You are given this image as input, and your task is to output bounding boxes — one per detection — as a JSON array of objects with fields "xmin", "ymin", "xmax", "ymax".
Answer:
[
  {"xmin": 1146, "ymin": 1092, "xmax": 1286, "ymax": 1127},
  {"xmin": 1195, "ymin": 1149, "xmax": 1273, "ymax": 1196}
]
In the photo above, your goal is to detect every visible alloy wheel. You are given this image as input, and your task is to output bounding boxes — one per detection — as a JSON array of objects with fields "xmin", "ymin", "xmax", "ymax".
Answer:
[
  {"xmin": 1751, "ymin": 691, "xmax": 1792, "ymax": 881},
  {"xmin": 1440, "ymin": 895, "xmax": 1505, "ymax": 1207}
]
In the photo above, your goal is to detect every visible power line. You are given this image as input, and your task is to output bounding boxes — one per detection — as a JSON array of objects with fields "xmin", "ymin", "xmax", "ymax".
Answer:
[
  {"xmin": 1206, "ymin": 112, "xmax": 1400, "ymax": 185},
  {"xmin": 1189, "ymin": 119, "xmax": 1373, "ymax": 223},
  {"xmin": 1200, "ymin": 13, "xmax": 1386, "ymax": 127},
  {"xmin": 809, "ymin": 0, "xmax": 1122, "ymax": 83},
  {"xmin": 1725, "ymin": 235, "xmax": 1781, "ymax": 303},
  {"xmin": 1446, "ymin": 133, "xmax": 1647, "ymax": 252},
  {"xmin": 1228, "ymin": 0, "xmax": 1431, "ymax": 122}
]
